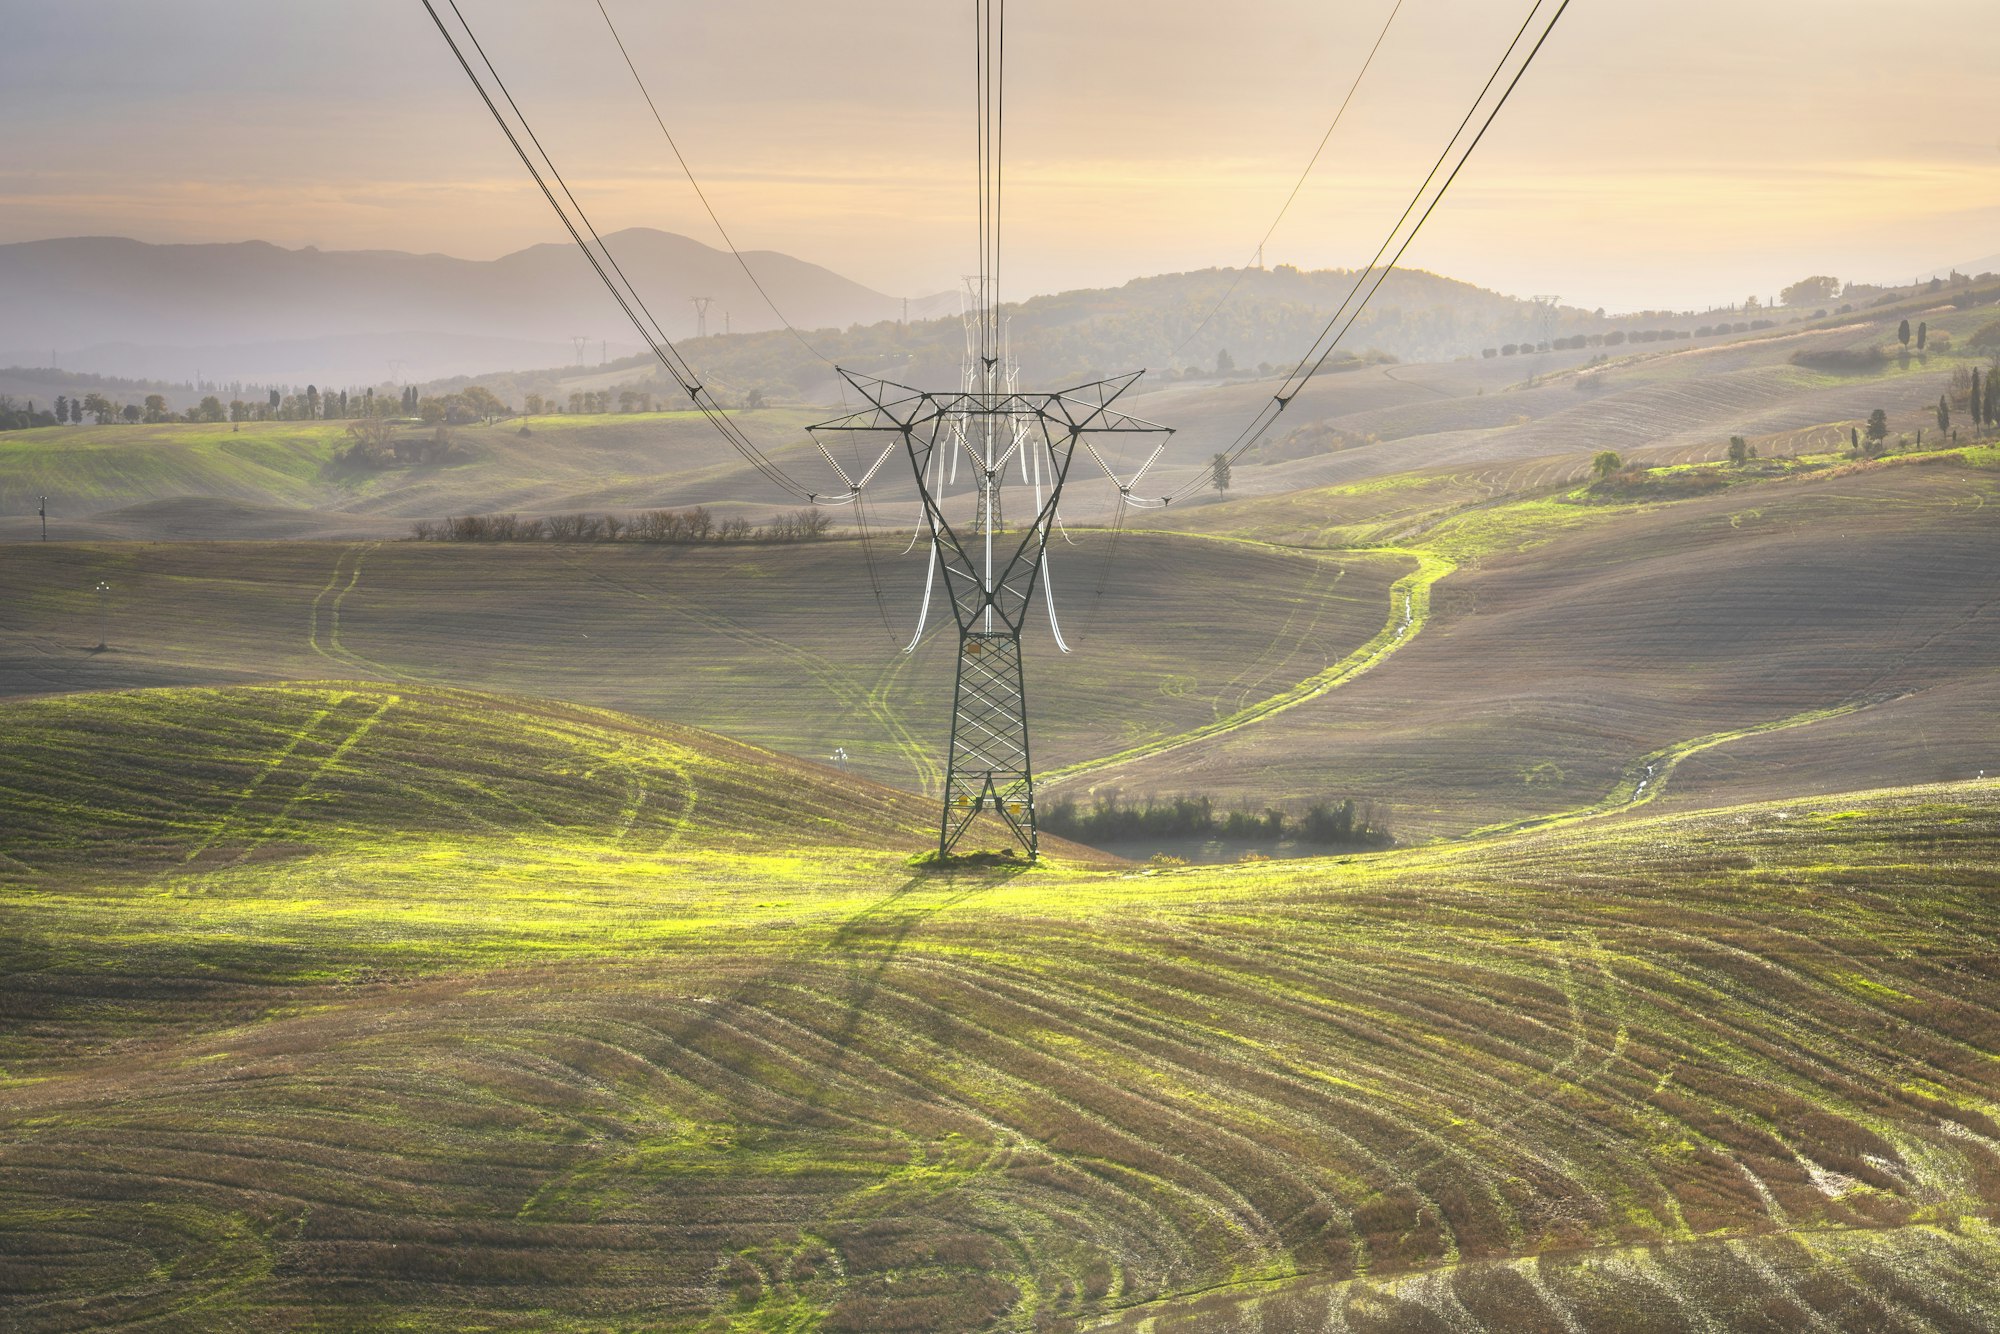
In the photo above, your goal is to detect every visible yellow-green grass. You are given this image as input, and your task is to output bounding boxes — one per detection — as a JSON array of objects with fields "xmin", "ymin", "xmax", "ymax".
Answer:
[
  {"xmin": 0, "ymin": 421, "xmax": 343, "ymax": 515},
  {"xmin": 2, "ymin": 684, "xmax": 1998, "ymax": 1330},
  {"xmin": 0, "ymin": 535, "xmax": 1404, "ymax": 797},
  {"xmin": 0, "ymin": 410, "xmax": 828, "ymax": 534}
]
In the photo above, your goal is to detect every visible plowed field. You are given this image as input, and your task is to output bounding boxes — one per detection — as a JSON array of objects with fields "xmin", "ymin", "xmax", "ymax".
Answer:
[{"xmin": 3, "ymin": 685, "xmax": 1997, "ymax": 1330}]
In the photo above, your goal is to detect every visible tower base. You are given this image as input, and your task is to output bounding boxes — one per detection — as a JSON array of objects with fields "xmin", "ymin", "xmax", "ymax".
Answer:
[{"xmin": 942, "ymin": 630, "xmax": 1036, "ymax": 858}]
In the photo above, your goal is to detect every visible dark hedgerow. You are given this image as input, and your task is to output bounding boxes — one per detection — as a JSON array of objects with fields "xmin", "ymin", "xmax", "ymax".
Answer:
[
  {"xmin": 412, "ymin": 506, "xmax": 835, "ymax": 543},
  {"xmin": 1042, "ymin": 792, "xmax": 1391, "ymax": 848}
]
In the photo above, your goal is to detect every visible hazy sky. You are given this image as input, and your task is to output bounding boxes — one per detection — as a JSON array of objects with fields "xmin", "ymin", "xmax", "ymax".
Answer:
[{"xmin": 3, "ymin": 0, "xmax": 1996, "ymax": 312}]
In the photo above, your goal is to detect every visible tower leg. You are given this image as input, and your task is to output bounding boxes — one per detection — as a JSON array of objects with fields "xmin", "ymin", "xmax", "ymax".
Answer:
[{"xmin": 941, "ymin": 630, "xmax": 1037, "ymax": 858}]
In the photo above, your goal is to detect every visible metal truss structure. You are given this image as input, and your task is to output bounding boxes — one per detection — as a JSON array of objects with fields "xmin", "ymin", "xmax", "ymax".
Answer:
[{"xmin": 811, "ymin": 369, "xmax": 1170, "ymax": 857}]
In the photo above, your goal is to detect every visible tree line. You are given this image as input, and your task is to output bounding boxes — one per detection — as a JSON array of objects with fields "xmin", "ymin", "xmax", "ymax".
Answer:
[
  {"xmin": 8, "ymin": 383, "xmax": 523, "ymax": 429},
  {"xmin": 410, "ymin": 506, "xmax": 837, "ymax": 544},
  {"xmin": 11, "ymin": 378, "xmax": 723, "ymax": 431},
  {"xmin": 1482, "ymin": 324, "xmax": 1777, "ymax": 359},
  {"xmin": 1040, "ymin": 792, "xmax": 1392, "ymax": 848}
]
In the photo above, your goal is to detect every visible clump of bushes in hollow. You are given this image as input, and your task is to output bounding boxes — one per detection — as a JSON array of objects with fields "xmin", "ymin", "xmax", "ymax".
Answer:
[
  {"xmin": 1042, "ymin": 792, "xmax": 1391, "ymax": 848},
  {"xmin": 411, "ymin": 506, "xmax": 834, "ymax": 543}
]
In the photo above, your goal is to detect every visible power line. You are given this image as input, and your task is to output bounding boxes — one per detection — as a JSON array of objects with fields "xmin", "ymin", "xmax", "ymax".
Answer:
[
  {"xmin": 420, "ymin": 0, "xmax": 823, "ymax": 501},
  {"xmin": 1166, "ymin": 0, "xmax": 1406, "ymax": 363},
  {"xmin": 592, "ymin": 0, "xmax": 834, "ymax": 366},
  {"xmin": 1159, "ymin": 0, "xmax": 1571, "ymax": 504}
]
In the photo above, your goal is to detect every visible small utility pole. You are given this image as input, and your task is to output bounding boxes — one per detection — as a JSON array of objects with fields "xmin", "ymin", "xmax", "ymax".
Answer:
[
  {"xmin": 38, "ymin": 495, "xmax": 48, "ymax": 541},
  {"xmin": 94, "ymin": 581, "xmax": 110, "ymax": 651}
]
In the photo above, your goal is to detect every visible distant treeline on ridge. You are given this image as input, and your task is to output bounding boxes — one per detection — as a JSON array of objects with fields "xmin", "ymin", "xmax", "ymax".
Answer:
[{"xmin": 411, "ymin": 507, "xmax": 834, "ymax": 544}]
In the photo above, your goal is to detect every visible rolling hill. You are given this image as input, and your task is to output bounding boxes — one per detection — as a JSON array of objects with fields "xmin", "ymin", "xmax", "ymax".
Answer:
[
  {"xmin": 2, "ymin": 684, "xmax": 1997, "ymax": 1329},
  {"xmin": 1085, "ymin": 453, "xmax": 2000, "ymax": 838},
  {"xmin": 8, "ymin": 258, "xmax": 2000, "ymax": 1330},
  {"xmin": 5, "ymin": 282, "xmax": 1986, "ymax": 543},
  {"xmin": 0, "ymin": 535, "xmax": 1407, "ymax": 799}
]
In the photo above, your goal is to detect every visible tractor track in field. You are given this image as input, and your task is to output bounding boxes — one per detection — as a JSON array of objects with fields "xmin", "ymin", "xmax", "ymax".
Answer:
[
  {"xmin": 1210, "ymin": 558, "xmax": 1346, "ymax": 720},
  {"xmin": 1463, "ymin": 693, "xmax": 1904, "ymax": 842},
  {"xmin": 306, "ymin": 542, "xmax": 399, "ymax": 681},
  {"xmin": 548, "ymin": 548, "xmax": 941, "ymax": 793}
]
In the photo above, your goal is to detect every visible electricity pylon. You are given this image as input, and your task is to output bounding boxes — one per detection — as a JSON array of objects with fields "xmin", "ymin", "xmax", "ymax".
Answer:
[
  {"xmin": 1533, "ymin": 294, "xmax": 1561, "ymax": 350},
  {"xmin": 811, "ymin": 368, "xmax": 1170, "ymax": 858},
  {"xmin": 691, "ymin": 296, "xmax": 714, "ymax": 340}
]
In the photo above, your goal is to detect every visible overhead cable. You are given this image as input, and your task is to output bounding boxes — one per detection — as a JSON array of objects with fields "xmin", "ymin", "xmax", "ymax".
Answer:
[
  {"xmin": 1166, "ymin": 0, "xmax": 1406, "ymax": 362},
  {"xmin": 592, "ymin": 0, "xmax": 834, "ymax": 366},
  {"xmin": 420, "ymin": 0, "xmax": 824, "ymax": 501},
  {"xmin": 1162, "ymin": 0, "xmax": 1571, "ymax": 504}
]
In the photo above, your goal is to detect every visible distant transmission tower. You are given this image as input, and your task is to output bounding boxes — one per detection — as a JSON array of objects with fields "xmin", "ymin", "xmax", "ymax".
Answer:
[
  {"xmin": 691, "ymin": 296, "xmax": 714, "ymax": 340},
  {"xmin": 571, "ymin": 336, "xmax": 589, "ymax": 365},
  {"xmin": 1533, "ymin": 294, "xmax": 1561, "ymax": 349}
]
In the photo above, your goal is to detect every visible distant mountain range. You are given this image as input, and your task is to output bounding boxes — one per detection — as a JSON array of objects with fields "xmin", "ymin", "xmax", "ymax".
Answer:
[
  {"xmin": 0, "ymin": 231, "xmax": 950, "ymax": 385},
  {"xmin": 3, "ymin": 230, "xmax": 1793, "ymax": 408}
]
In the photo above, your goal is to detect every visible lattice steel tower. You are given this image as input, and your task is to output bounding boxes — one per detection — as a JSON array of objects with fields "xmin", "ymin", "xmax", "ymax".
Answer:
[
  {"xmin": 812, "ymin": 369, "xmax": 1168, "ymax": 857},
  {"xmin": 418, "ymin": 0, "xmax": 1181, "ymax": 856},
  {"xmin": 810, "ymin": 0, "xmax": 1170, "ymax": 858}
]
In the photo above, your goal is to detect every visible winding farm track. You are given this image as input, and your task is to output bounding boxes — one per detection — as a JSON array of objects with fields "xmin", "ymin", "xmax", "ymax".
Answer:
[
  {"xmin": 1044, "ymin": 541, "xmax": 1452, "ymax": 789},
  {"xmin": 1099, "ymin": 458, "xmax": 2000, "ymax": 836},
  {"xmin": 305, "ymin": 542, "xmax": 397, "ymax": 680}
]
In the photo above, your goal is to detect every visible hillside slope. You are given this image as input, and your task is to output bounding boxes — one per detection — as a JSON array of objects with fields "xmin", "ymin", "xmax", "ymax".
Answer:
[
  {"xmin": 1086, "ymin": 454, "xmax": 2000, "ymax": 838},
  {"xmin": 2, "ymin": 686, "xmax": 1997, "ymax": 1329},
  {"xmin": 0, "ymin": 536, "xmax": 1406, "ymax": 797},
  {"xmin": 6, "ymin": 289, "xmax": 1985, "ymax": 541}
]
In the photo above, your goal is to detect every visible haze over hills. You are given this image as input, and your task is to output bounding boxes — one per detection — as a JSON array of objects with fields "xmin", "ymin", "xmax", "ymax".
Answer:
[
  {"xmin": 2, "ymin": 229, "xmax": 1797, "ymax": 404},
  {"xmin": 0, "ymin": 230, "xmax": 943, "ymax": 385},
  {"xmin": 1915, "ymin": 250, "xmax": 2000, "ymax": 284},
  {"xmin": 7, "ymin": 250, "xmax": 2000, "ymax": 1328}
]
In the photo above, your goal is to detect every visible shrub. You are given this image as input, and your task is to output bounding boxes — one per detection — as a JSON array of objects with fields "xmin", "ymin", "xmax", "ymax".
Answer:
[
  {"xmin": 1790, "ymin": 345, "xmax": 1887, "ymax": 373},
  {"xmin": 1593, "ymin": 466, "xmax": 1728, "ymax": 499},
  {"xmin": 1041, "ymin": 792, "xmax": 1390, "ymax": 848}
]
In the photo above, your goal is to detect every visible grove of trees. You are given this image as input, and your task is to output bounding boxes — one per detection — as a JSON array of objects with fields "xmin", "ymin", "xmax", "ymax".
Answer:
[{"xmin": 1780, "ymin": 275, "xmax": 1841, "ymax": 307}]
